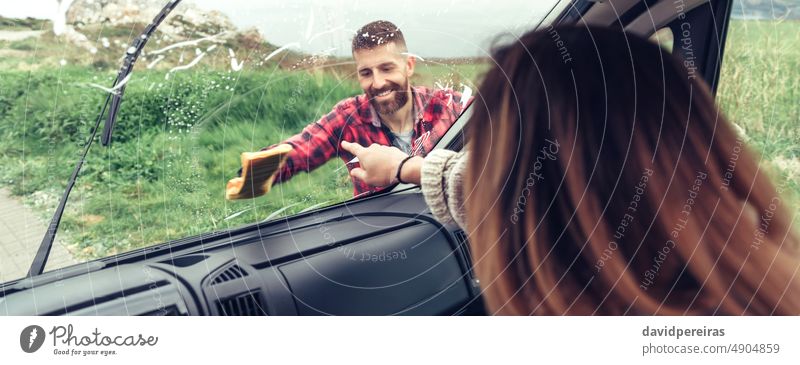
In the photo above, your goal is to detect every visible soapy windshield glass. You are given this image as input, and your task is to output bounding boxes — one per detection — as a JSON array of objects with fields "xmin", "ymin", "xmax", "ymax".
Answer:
[{"xmin": 0, "ymin": 0, "xmax": 561, "ymax": 280}]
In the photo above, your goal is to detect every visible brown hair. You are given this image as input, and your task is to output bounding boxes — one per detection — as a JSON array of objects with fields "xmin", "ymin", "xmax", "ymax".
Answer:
[
  {"xmin": 351, "ymin": 20, "xmax": 406, "ymax": 53},
  {"xmin": 465, "ymin": 25, "xmax": 800, "ymax": 315}
]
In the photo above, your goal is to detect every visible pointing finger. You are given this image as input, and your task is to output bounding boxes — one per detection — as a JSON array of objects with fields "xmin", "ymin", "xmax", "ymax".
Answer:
[{"xmin": 341, "ymin": 141, "xmax": 365, "ymax": 156}]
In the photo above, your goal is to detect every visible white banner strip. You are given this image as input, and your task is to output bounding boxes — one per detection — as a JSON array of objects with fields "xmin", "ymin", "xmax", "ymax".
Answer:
[{"xmin": 0, "ymin": 316, "xmax": 797, "ymax": 364}]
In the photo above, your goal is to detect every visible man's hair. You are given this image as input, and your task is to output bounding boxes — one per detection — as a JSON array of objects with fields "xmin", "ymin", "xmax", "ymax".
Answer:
[{"xmin": 351, "ymin": 20, "xmax": 407, "ymax": 53}]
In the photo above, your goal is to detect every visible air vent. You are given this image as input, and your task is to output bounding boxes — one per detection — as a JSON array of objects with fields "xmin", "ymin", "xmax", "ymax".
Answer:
[
  {"xmin": 217, "ymin": 292, "xmax": 267, "ymax": 316},
  {"xmin": 211, "ymin": 264, "xmax": 248, "ymax": 285}
]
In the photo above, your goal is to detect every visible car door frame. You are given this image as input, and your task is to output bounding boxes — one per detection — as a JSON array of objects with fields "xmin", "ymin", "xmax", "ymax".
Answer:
[{"xmin": 441, "ymin": 0, "xmax": 733, "ymax": 154}]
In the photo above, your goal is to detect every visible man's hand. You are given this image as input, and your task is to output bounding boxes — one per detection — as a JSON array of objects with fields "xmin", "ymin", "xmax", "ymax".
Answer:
[{"xmin": 341, "ymin": 141, "xmax": 408, "ymax": 187}]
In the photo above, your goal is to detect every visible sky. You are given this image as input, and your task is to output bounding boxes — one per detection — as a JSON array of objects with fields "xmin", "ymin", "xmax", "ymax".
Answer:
[
  {"xmin": 0, "ymin": 0, "xmax": 562, "ymax": 57},
  {"xmin": 0, "ymin": 0, "xmax": 56, "ymax": 19}
]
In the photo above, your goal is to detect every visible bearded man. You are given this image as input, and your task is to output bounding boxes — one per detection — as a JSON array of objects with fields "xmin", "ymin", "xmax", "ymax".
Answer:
[{"xmin": 243, "ymin": 20, "xmax": 469, "ymax": 197}]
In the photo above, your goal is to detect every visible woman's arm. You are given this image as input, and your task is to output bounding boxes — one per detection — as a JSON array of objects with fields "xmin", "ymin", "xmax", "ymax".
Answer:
[
  {"xmin": 340, "ymin": 141, "xmax": 467, "ymax": 229},
  {"xmin": 398, "ymin": 155, "xmax": 423, "ymax": 185},
  {"xmin": 420, "ymin": 150, "xmax": 467, "ymax": 229}
]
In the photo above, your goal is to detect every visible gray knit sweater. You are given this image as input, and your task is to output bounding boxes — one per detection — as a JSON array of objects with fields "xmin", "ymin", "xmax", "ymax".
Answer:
[{"xmin": 420, "ymin": 149, "xmax": 468, "ymax": 229}]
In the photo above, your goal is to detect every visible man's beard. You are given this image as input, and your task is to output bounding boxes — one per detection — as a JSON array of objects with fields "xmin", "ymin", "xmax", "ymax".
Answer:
[{"xmin": 367, "ymin": 78, "xmax": 410, "ymax": 115}]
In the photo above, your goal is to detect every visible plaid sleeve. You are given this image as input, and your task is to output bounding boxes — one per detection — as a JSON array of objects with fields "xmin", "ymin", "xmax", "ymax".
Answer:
[
  {"xmin": 448, "ymin": 89, "xmax": 474, "ymax": 116},
  {"xmin": 262, "ymin": 106, "xmax": 348, "ymax": 185}
]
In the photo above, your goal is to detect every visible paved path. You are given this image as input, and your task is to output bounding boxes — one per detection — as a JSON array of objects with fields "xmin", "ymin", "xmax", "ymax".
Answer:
[
  {"xmin": 0, "ymin": 30, "xmax": 44, "ymax": 41},
  {"xmin": 0, "ymin": 188, "xmax": 77, "ymax": 283}
]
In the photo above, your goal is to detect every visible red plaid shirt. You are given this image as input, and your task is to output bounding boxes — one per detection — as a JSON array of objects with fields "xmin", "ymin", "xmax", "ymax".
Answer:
[{"xmin": 264, "ymin": 86, "xmax": 469, "ymax": 197}]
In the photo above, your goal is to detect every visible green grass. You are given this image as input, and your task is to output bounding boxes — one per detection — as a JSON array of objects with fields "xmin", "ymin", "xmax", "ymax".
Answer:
[
  {"xmin": 717, "ymin": 19, "xmax": 800, "ymax": 208},
  {"xmin": 0, "ymin": 68, "xmax": 359, "ymax": 259},
  {"xmin": 412, "ymin": 61, "xmax": 489, "ymax": 90},
  {"xmin": 0, "ymin": 16, "xmax": 49, "ymax": 31}
]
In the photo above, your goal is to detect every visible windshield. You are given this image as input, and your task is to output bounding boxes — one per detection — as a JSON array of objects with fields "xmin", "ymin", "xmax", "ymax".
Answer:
[{"xmin": 0, "ymin": 0, "xmax": 562, "ymax": 281}]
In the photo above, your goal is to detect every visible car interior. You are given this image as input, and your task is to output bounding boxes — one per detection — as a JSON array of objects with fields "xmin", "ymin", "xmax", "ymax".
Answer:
[{"xmin": 0, "ymin": 0, "xmax": 735, "ymax": 315}]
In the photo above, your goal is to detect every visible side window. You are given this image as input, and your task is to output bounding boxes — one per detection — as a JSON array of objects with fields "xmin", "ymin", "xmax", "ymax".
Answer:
[{"xmin": 717, "ymin": 0, "xmax": 800, "ymax": 208}]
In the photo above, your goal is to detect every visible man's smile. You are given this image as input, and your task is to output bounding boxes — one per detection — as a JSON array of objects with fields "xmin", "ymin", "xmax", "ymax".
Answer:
[{"xmin": 376, "ymin": 89, "xmax": 394, "ymax": 99}]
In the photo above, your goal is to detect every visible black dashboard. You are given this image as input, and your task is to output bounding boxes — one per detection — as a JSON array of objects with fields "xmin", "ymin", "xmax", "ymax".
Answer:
[{"xmin": 0, "ymin": 191, "xmax": 482, "ymax": 315}]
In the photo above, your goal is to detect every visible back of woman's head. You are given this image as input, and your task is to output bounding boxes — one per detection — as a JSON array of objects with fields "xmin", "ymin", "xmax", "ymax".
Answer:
[{"xmin": 465, "ymin": 25, "xmax": 800, "ymax": 315}]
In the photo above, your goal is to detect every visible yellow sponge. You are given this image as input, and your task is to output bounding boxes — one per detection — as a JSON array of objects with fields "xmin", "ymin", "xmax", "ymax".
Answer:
[{"xmin": 226, "ymin": 144, "xmax": 293, "ymax": 200}]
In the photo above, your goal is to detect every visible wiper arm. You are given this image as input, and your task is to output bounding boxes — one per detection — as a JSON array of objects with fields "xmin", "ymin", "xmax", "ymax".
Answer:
[
  {"xmin": 27, "ymin": 0, "xmax": 184, "ymax": 277},
  {"xmin": 26, "ymin": 94, "xmax": 111, "ymax": 277}
]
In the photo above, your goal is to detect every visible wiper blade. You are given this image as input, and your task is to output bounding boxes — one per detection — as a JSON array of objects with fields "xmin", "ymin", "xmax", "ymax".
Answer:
[
  {"xmin": 102, "ymin": 0, "xmax": 182, "ymax": 146},
  {"xmin": 27, "ymin": 0, "xmax": 184, "ymax": 277}
]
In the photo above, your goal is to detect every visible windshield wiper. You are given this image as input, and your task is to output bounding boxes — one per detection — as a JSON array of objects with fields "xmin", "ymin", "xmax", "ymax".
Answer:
[
  {"xmin": 27, "ymin": 0, "xmax": 184, "ymax": 277},
  {"xmin": 102, "ymin": 0, "xmax": 182, "ymax": 146}
]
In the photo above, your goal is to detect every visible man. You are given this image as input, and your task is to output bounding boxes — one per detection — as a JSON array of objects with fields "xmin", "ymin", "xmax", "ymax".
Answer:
[{"xmin": 238, "ymin": 20, "xmax": 469, "ymax": 198}]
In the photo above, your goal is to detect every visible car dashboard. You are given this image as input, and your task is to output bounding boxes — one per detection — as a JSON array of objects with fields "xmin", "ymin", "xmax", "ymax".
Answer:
[{"xmin": 0, "ymin": 192, "xmax": 481, "ymax": 316}]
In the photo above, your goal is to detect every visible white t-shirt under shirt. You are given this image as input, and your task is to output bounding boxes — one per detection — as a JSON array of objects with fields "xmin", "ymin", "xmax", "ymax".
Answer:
[{"xmin": 391, "ymin": 130, "xmax": 413, "ymax": 154}]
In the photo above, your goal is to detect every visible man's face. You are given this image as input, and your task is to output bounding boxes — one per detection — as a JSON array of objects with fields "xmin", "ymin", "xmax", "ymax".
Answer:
[{"xmin": 354, "ymin": 42, "xmax": 415, "ymax": 115}]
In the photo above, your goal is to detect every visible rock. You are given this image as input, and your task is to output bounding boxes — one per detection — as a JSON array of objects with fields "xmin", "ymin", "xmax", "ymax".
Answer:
[
  {"xmin": 62, "ymin": 27, "xmax": 95, "ymax": 52},
  {"xmin": 67, "ymin": 0, "xmax": 161, "ymax": 26},
  {"xmin": 56, "ymin": 0, "xmax": 263, "ymax": 66},
  {"xmin": 66, "ymin": 0, "xmax": 236, "ymax": 38},
  {"xmin": 237, "ymin": 27, "xmax": 266, "ymax": 49}
]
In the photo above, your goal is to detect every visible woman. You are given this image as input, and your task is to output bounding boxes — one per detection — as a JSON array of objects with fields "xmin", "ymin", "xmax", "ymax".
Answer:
[{"xmin": 341, "ymin": 26, "xmax": 800, "ymax": 315}]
